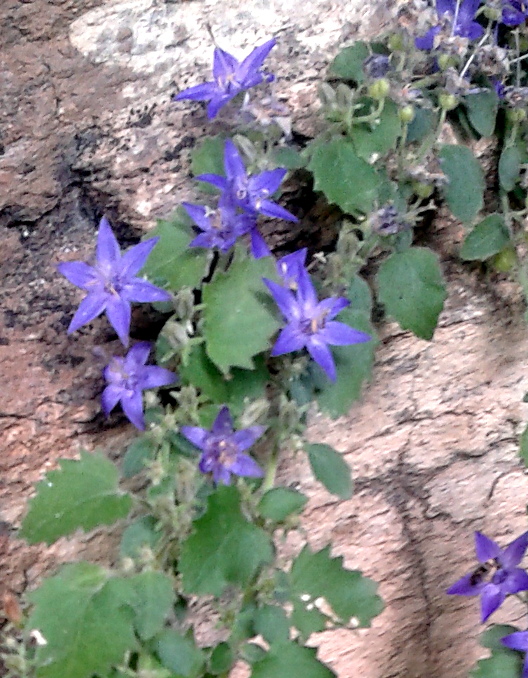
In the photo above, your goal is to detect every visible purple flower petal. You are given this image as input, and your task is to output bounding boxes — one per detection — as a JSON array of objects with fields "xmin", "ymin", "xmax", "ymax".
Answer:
[
  {"xmin": 501, "ymin": 531, "xmax": 528, "ymax": 568},
  {"xmin": 415, "ymin": 25, "xmax": 442, "ymax": 50},
  {"xmin": 182, "ymin": 203, "xmax": 210, "ymax": 230},
  {"xmin": 58, "ymin": 261, "xmax": 97, "ymax": 289},
  {"xmin": 105, "ymin": 297, "xmax": 132, "ymax": 346},
  {"xmin": 475, "ymin": 531, "xmax": 501, "ymax": 563},
  {"xmin": 120, "ymin": 238, "xmax": 159, "ymax": 277},
  {"xmin": 263, "ymin": 279, "xmax": 300, "ymax": 320},
  {"xmin": 96, "ymin": 216, "xmax": 121, "ymax": 268},
  {"xmin": 306, "ymin": 339, "xmax": 337, "ymax": 381},
  {"xmin": 446, "ymin": 572, "xmax": 484, "ymax": 596},
  {"xmin": 232, "ymin": 426, "xmax": 266, "ymax": 451},
  {"xmin": 319, "ymin": 321, "xmax": 371, "ymax": 346},
  {"xmin": 257, "ymin": 199, "xmax": 298, "ymax": 223},
  {"xmin": 295, "ymin": 269, "xmax": 318, "ymax": 311},
  {"xmin": 181, "ymin": 426, "xmax": 208, "ymax": 451},
  {"xmin": 101, "ymin": 384, "xmax": 122, "ymax": 416},
  {"xmin": 138, "ymin": 365, "xmax": 177, "ymax": 390},
  {"xmin": 229, "ymin": 453, "xmax": 264, "ymax": 478},
  {"xmin": 212, "ymin": 47, "xmax": 239, "ymax": 81},
  {"xmin": 250, "ymin": 228, "xmax": 271, "ymax": 259},
  {"xmin": 196, "ymin": 173, "xmax": 229, "ymax": 191},
  {"xmin": 212, "ymin": 406, "xmax": 234, "ymax": 436},
  {"xmin": 68, "ymin": 294, "xmax": 108, "ymax": 334},
  {"xmin": 213, "ymin": 465, "xmax": 233, "ymax": 485},
  {"xmin": 224, "ymin": 140, "xmax": 247, "ymax": 182},
  {"xmin": 125, "ymin": 341, "xmax": 152, "ymax": 368},
  {"xmin": 502, "ymin": 631, "xmax": 528, "ymax": 653},
  {"xmin": 436, "ymin": 0, "xmax": 455, "ymax": 15},
  {"xmin": 277, "ymin": 249, "xmax": 307, "ymax": 287},
  {"xmin": 207, "ymin": 94, "xmax": 236, "ymax": 119},
  {"xmin": 175, "ymin": 81, "xmax": 219, "ymax": 103},
  {"xmin": 249, "ymin": 168, "xmax": 287, "ymax": 196},
  {"xmin": 122, "ymin": 279, "xmax": 171, "ymax": 303},
  {"xmin": 270, "ymin": 325, "xmax": 306, "ymax": 356},
  {"xmin": 480, "ymin": 583, "xmax": 504, "ymax": 622},
  {"xmin": 236, "ymin": 38, "xmax": 276, "ymax": 86},
  {"xmin": 121, "ymin": 390, "xmax": 146, "ymax": 430},
  {"xmin": 503, "ymin": 568, "xmax": 528, "ymax": 595},
  {"xmin": 317, "ymin": 296, "xmax": 350, "ymax": 320}
]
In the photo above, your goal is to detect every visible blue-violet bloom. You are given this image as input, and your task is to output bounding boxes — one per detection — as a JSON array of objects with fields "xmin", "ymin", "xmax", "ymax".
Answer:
[
  {"xmin": 58, "ymin": 217, "xmax": 170, "ymax": 346},
  {"xmin": 502, "ymin": 631, "xmax": 528, "ymax": 678},
  {"xmin": 180, "ymin": 405, "xmax": 265, "ymax": 485},
  {"xmin": 263, "ymin": 268, "xmax": 371, "ymax": 381},
  {"xmin": 415, "ymin": 0, "xmax": 484, "ymax": 50},
  {"xmin": 102, "ymin": 342, "xmax": 176, "ymax": 430},
  {"xmin": 447, "ymin": 531, "xmax": 528, "ymax": 622},
  {"xmin": 501, "ymin": 0, "xmax": 528, "ymax": 26},
  {"xmin": 182, "ymin": 198, "xmax": 255, "ymax": 253},
  {"xmin": 174, "ymin": 39, "xmax": 276, "ymax": 119},
  {"xmin": 197, "ymin": 139, "xmax": 298, "ymax": 224}
]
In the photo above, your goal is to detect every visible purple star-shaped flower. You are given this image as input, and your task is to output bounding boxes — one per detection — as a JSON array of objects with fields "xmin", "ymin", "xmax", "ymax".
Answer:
[
  {"xmin": 174, "ymin": 39, "xmax": 276, "ymax": 120},
  {"xmin": 58, "ymin": 217, "xmax": 170, "ymax": 346},
  {"xmin": 101, "ymin": 342, "xmax": 176, "ymax": 430},
  {"xmin": 502, "ymin": 631, "xmax": 528, "ymax": 678},
  {"xmin": 415, "ymin": 0, "xmax": 484, "ymax": 50},
  {"xmin": 501, "ymin": 0, "xmax": 528, "ymax": 26},
  {"xmin": 263, "ymin": 268, "xmax": 371, "ymax": 381},
  {"xmin": 447, "ymin": 531, "xmax": 528, "ymax": 622},
  {"xmin": 180, "ymin": 406, "xmax": 265, "ymax": 485},
  {"xmin": 197, "ymin": 139, "xmax": 298, "ymax": 224},
  {"xmin": 182, "ymin": 198, "xmax": 255, "ymax": 253}
]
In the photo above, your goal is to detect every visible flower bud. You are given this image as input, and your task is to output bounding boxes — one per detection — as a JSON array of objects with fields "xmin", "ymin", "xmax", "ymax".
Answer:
[
  {"xmin": 482, "ymin": 5, "xmax": 501, "ymax": 20},
  {"xmin": 492, "ymin": 248, "xmax": 517, "ymax": 272},
  {"xmin": 437, "ymin": 53, "xmax": 456, "ymax": 71},
  {"xmin": 368, "ymin": 78, "xmax": 390, "ymax": 100},
  {"xmin": 506, "ymin": 108, "xmax": 527, "ymax": 123},
  {"xmin": 363, "ymin": 54, "xmax": 390, "ymax": 80},
  {"xmin": 439, "ymin": 92, "xmax": 458, "ymax": 111},
  {"xmin": 388, "ymin": 33, "xmax": 405, "ymax": 51},
  {"xmin": 399, "ymin": 105, "xmax": 415, "ymax": 123}
]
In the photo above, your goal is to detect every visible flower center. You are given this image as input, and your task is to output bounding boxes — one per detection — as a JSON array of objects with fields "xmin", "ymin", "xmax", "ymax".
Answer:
[
  {"xmin": 302, "ymin": 310, "xmax": 329, "ymax": 336},
  {"xmin": 211, "ymin": 437, "xmax": 238, "ymax": 467}
]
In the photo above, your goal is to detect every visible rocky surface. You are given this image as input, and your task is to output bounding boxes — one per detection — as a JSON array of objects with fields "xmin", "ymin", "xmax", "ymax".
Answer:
[{"xmin": 2, "ymin": 1, "xmax": 528, "ymax": 677}]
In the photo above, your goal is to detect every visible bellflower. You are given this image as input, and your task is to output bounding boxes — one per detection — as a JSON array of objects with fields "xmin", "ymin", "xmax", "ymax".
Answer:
[
  {"xmin": 101, "ymin": 342, "xmax": 176, "ymax": 430},
  {"xmin": 502, "ymin": 631, "xmax": 528, "ymax": 678},
  {"xmin": 447, "ymin": 531, "xmax": 528, "ymax": 622},
  {"xmin": 197, "ymin": 139, "xmax": 298, "ymax": 223},
  {"xmin": 415, "ymin": 0, "xmax": 484, "ymax": 50},
  {"xmin": 180, "ymin": 406, "xmax": 265, "ymax": 485},
  {"xmin": 174, "ymin": 39, "xmax": 276, "ymax": 119},
  {"xmin": 182, "ymin": 198, "xmax": 255, "ymax": 253},
  {"xmin": 58, "ymin": 217, "xmax": 170, "ymax": 346},
  {"xmin": 501, "ymin": 0, "xmax": 528, "ymax": 26},
  {"xmin": 263, "ymin": 268, "xmax": 371, "ymax": 381}
]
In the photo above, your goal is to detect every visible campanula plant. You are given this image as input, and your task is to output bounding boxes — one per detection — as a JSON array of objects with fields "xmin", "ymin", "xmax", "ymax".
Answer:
[{"xmin": 7, "ymin": 7, "xmax": 528, "ymax": 677}]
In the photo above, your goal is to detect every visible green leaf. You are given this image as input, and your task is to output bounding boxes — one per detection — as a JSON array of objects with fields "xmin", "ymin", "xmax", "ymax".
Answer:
[
  {"xmin": 180, "ymin": 343, "xmax": 228, "ymax": 402},
  {"xmin": 179, "ymin": 485, "xmax": 273, "ymax": 595},
  {"xmin": 406, "ymin": 107, "xmax": 437, "ymax": 143},
  {"xmin": 350, "ymin": 99, "xmax": 402, "ymax": 160},
  {"xmin": 306, "ymin": 443, "xmax": 353, "ymax": 499},
  {"xmin": 209, "ymin": 643, "xmax": 233, "ymax": 675},
  {"xmin": 347, "ymin": 274, "xmax": 373, "ymax": 315},
  {"xmin": 499, "ymin": 146, "xmax": 522, "ymax": 192},
  {"xmin": 440, "ymin": 145, "xmax": 484, "ymax": 223},
  {"xmin": 464, "ymin": 89, "xmax": 498, "ymax": 137},
  {"xmin": 307, "ymin": 137, "xmax": 381, "ymax": 214},
  {"xmin": 254, "ymin": 605, "xmax": 290, "ymax": 645},
  {"xmin": 251, "ymin": 641, "xmax": 335, "ymax": 678},
  {"xmin": 191, "ymin": 135, "xmax": 225, "ymax": 193},
  {"xmin": 156, "ymin": 630, "xmax": 205, "ymax": 678},
  {"xmin": 470, "ymin": 650, "xmax": 523, "ymax": 678},
  {"xmin": 460, "ymin": 214, "xmax": 511, "ymax": 261},
  {"xmin": 126, "ymin": 571, "xmax": 175, "ymax": 641},
  {"xmin": 271, "ymin": 147, "xmax": 307, "ymax": 170},
  {"xmin": 376, "ymin": 247, "xmax": 447, "ymax": 340},
  {"xmin": 20, "ymin": 450, "xmax": 132, "ymax": 545},
  {"xmin": 290, "ymin": 545, "xmax": 384, "ymax": 628},
  {"xmin": 480, "ymin": 625, "xmax": 520, "ymax": 651},
  {"xmin": 202, "ymin": 256, "xmax": 280, "ymax": 373},
  {"xmin": 122, "ymin": 436, "xmax": 156, "ymax": 478},
  {"xmin": 27, "ymin": 563, "xmax": 136, "ymax": 678},
  {"xmin": 520, "ymin": 424, "xmax": 528, "ymax": 466},
  {"xmin": 291, "ymin": 601, "xmax": 327, "ymax": 640},
  {"xmin": 119, "ymin": 516, "xmax": 161, "ymax": 560},
  {"xmin": 315, "ymin": 308, "xmax": 377, "ymax": 418},
  {"xmin": 329, "ymin": 42, "xmax": 369, "ymax": 82},
  {"xmin": 258, "ymin": 488, "xmax": 308, "ymax": 522},
  {"xmin": 140, "ymin": 208, "xmax": 209, "ymax": 291}
]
